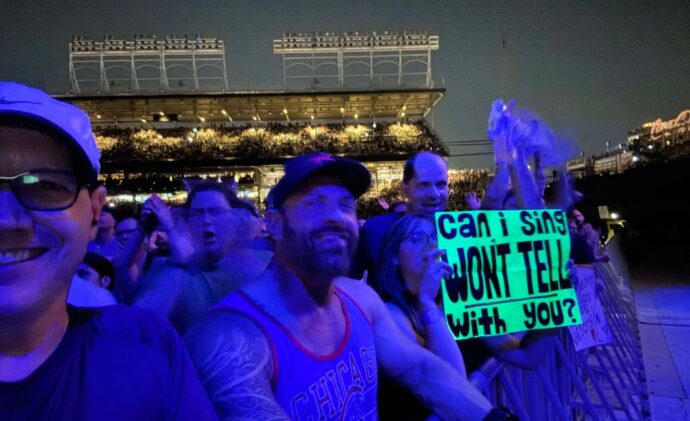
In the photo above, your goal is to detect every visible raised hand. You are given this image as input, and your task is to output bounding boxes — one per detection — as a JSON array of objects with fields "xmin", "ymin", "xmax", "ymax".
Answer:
[
  {"xmin": 418, "ymin": 248, "xmax": 453, "ymax": 308},
  {"xmin": 487, "ymin": 98, "xmax": 507, "ymax": 139},
  {"xmin": 488, "ymin": 99, "xmax": 519, "ymax": 165},
  {"xmin": 487, "ymin": 98, "xmax": 515, "ymax": 139},
  {"xmin": 464, "ymin": 191, "xmax": 481, "ymax": 210},
  {"xmin": 143, "ymin": 194, "xmax": 174, "ymax": 231}
]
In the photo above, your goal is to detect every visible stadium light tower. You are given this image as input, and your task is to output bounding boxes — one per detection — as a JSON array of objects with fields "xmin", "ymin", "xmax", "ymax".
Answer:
[
  {"xmin": 69, "ymin": 34, "xmax": 229, "ymax": 94},
  {"xmin": 273, "ymin": 31, "xmax": 439, "ymax": 90}
]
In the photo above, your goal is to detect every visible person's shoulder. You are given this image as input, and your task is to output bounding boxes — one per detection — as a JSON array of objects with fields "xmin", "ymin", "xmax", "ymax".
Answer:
[
  {"xmin": 133, "ymin": 262, "xmax": 192, "ymax": 305},
  {"xmin": 185, "ymin": 307, "xmax": 264, "ymax": 341},
  {"xmin": 334, "ymin": 277, "xmax": 387, "ymax": 320},
  {"xmin": 78, "ymin": 305, "xmax": 180, "ymax": 349},
  {"xmin": 182, "ymin": 304, "xmax": 276, "ymax": 420},
  {"xmin": 239, "ymin": 263, "xmax": 279, "ymax": 297},
  {"xmin": 362, "ymin": 212, "xmax": 399, "ymax": 232},
  {"xmin": 139, "ymin": 260, "xmax": 192, "ymax": 289},
  {"xmin": 249, "ymin": 237, "xmax": 275, "ymax": 252},
  {"xmin": 365, "ymin": 213, "xmax": 397, "ymax": 223},
  {"xmin": 85, "ymin": 305, "xmax": 165, "ymax": 327},
  {"xmin": 335, "ymin": 276, "xmax": 377, "ymax": 297},
  {"xmin": 359, "ymin": 213, "xmax": 400, "ymax": 253},
  {"xmin": 183, "ymin": 305, "xmax": 272, "ymax": 368},
  {"xmin": 190, "ymin": 277, "xmax": 276, "ymax": 340}
]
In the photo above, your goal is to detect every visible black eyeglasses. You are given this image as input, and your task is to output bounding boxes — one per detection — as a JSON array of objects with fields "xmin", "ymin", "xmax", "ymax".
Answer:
[
  {"xmin": 406, "ymin": 231, "xmax": 436, "ymax": 248},
  {"xmin": 188, "ymin": 207, "xmax": 234, "ymax": 220},
  {"xmin": 0, "ymin": 170, "xmax": 85, "ymax": 211}
]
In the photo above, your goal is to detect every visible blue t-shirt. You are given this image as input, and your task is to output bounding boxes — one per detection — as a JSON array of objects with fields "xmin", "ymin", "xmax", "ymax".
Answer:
[{"xmin": 0, "ymin": 306, "xmax": 218, "ymax": 421}]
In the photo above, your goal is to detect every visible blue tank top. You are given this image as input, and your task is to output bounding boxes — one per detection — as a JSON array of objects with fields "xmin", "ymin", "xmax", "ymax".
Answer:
[{"xmin": 212, "ymin": 287, "xmax": 378, "ymax": 420}]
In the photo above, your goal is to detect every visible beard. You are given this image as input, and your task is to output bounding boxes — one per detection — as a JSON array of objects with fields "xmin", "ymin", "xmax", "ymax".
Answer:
[{"xmin": 282, "ymin": 222, "xmax": 357, "ymax": 281}]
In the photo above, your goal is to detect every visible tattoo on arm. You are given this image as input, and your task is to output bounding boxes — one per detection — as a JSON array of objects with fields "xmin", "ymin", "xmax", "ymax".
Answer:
[{"xmin": 184, "ymin": 312, "xmax": 290, "ymax": 421}]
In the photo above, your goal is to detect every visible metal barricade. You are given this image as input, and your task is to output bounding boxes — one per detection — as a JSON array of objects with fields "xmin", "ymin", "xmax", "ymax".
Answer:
[{"xmin": 468, "ymin": 238, "xmax": 650, "ymax": 420}]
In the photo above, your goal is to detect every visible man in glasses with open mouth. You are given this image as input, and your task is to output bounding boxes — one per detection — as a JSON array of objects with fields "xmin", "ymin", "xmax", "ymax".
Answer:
[{"xmin": 0, "ymin": 82, "xmax": 217, "ymax": 420}]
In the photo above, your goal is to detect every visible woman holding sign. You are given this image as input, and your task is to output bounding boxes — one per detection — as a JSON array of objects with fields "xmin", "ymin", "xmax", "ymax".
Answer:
[{"xmin": 374, "ymin": 213, "xmax": 465, "ymax": 420}]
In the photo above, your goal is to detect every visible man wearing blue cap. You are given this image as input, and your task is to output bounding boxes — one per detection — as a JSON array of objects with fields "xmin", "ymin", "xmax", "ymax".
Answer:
[
  {"xmin": 185, "ymin": 152, "xmax": 514, "ymax": 420},
  {"xmin": 0, "ymin": 82, "xmax": 217, "ymax": 420}
]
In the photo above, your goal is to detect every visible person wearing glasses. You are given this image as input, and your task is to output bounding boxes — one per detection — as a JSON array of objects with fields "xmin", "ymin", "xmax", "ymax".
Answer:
[
  {"xmin": 133, "ymin": 181, "xmax": 273, "ymax": 334},
  {"xmin": 0, "ymin": 82, "xmax": 216, "ymax": 420},
  {"xmin": 374, "ymin": 213, "xmax": 466, "ymax": 420},
  {"xmin": 114, "ymin": 213, "xmax": 139, "ymax": 250}
]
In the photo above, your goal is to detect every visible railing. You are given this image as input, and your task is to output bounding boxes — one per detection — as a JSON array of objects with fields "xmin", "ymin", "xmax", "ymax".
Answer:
[{"xmin": 469, "ymin": 237, "xmax": 650, "ymax": 420}]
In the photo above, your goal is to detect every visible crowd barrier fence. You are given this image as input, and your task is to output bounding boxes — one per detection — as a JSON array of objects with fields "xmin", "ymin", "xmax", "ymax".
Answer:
[{"xmin": 468, "ymin": 237, "xmax": 650, "ymax": 420}]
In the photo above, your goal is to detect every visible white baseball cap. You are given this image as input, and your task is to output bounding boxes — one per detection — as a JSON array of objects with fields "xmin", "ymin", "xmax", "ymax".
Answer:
[{"xmin": 0, "ymin": 81, "xmax": 100, "ymax": 177}]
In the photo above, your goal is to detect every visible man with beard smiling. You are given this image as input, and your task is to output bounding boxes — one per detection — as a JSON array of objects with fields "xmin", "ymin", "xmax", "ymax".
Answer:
[
  {"xmin": 184, "ymin": 152, "xmax": 511, "ymax": 420},
  {"xmin": 0, "ymin": 82, "xmax": 216, "ymax": 420},
  {"xmin": 351, "ymin": 151, "xmax": 450, "ymax": 280}
]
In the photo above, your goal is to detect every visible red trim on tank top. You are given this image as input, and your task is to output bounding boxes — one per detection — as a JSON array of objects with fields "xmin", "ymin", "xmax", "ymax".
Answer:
[
  {"xmin": 207, "ymin": 306, "xmax": 280, "ymax": 388},
  {"xmin": 335, "ymin": 286, "xmax": 373, "ymax": 327},
  {"xmin": 236, "ymin": 289, "xmax": 352, "ymax": 362}
]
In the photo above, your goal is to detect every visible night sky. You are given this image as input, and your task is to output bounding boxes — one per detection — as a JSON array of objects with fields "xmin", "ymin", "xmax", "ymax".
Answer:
[{"xmin": 1, "ymin": 0, "xmax": 688, "ymax": 169}]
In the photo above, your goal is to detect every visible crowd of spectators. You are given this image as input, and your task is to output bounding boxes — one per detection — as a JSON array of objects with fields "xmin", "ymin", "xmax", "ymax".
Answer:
[
  {"xmin": 100, "ymin": 167, "xmax": 491, "ymax": 217},
  {"xmin": 101, "ymin": 173, "xmax": 245, "ymax": 195},
  {"xmin": 95, "ymin": 120, "xmax": 447, "ymax": 163},
  {"xmin": 5, "ymin": 82, "xmax": 600, "ymax": 420}
]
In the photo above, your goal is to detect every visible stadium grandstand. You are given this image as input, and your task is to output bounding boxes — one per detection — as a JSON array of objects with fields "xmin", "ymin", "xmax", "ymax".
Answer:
[{"xmin": 61, "ymin": 32, "xmax": 492, "ymax": 213}]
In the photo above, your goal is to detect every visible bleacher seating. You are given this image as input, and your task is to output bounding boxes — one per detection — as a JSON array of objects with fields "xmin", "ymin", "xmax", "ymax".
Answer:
[{"xmin": 95, "ymin": 121, "xmax": 447, "ymax": 164}]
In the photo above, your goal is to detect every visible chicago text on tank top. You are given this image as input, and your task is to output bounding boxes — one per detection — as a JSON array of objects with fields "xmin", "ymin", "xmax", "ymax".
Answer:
[
  {"xmin": 214, "ymin": 288, "xmax": 379, "ymax": 420},
  {"xmin": 288, "ymin": 345, "xmax": 377, "ymax": 420}
]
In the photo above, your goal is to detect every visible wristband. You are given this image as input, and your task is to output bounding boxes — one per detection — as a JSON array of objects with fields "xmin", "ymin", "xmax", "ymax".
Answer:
[{"xmin": 419, "ymin": 308, "xmax": 443, "ymax": 326}]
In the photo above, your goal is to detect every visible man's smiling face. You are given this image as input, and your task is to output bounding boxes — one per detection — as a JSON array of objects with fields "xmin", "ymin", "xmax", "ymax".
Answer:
[
  {"xmin": 403, "ymin": 153, "xmax": 449, "ymax": 214},
  {"xmin": 0, "ymin": 125, "xmax": 103, "ymax": 316},
  {"xmin": 277, "ymin": 177, "xmax": 359, "ymax": 283}
]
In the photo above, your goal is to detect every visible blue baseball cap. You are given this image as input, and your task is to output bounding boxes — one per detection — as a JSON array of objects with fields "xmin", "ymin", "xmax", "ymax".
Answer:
[
  {"xmin": 267, "ymin": 152, "xmax": 371, "ymax": 209},
  {"xmin": 0, "ymin": 82, "xmax": 100, "ymax": 177}
]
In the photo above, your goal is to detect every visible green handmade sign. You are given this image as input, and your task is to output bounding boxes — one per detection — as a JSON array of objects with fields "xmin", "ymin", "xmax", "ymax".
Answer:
[{"xmin": 435, "ymin": 210, "xmax": 582, "ymax": 340}]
